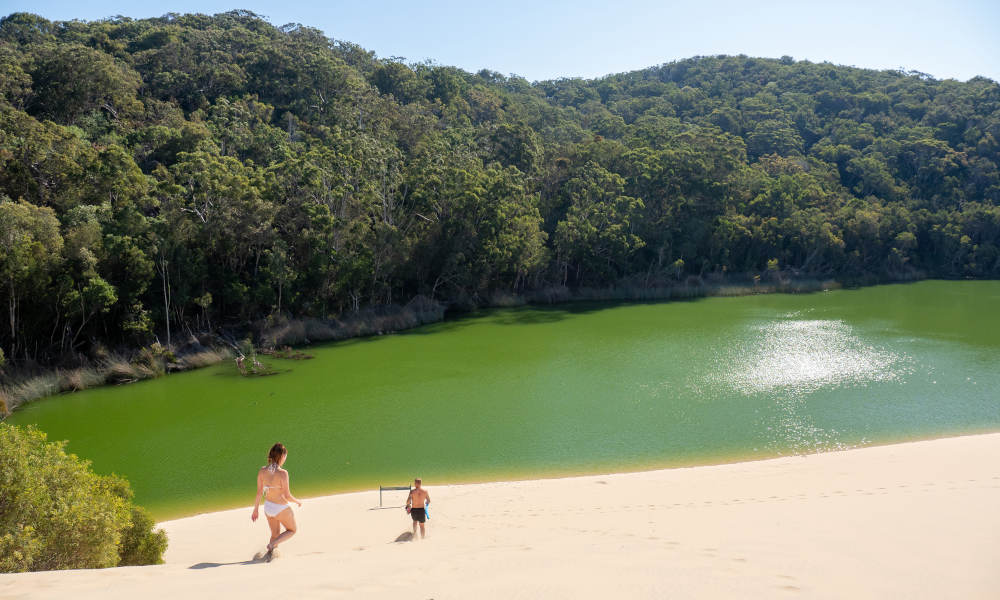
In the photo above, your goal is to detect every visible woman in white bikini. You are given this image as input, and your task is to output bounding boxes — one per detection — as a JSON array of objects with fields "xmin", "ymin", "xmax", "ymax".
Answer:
[{"xmin": 251, "ymin": 443, "xmax": 302, "ymax": 561}]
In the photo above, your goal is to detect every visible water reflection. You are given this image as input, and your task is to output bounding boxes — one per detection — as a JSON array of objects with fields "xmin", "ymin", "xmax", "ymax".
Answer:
[
  {"xmin": 722, "ymin": 319, "xmax": 907, "ymax": 395},
  {"xmin": 715, "ymin": 319, "xmax": 910, "ymax": 454}
]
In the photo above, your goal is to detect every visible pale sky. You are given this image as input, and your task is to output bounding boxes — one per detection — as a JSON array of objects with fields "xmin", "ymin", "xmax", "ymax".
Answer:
[{"xmin": 3, "ymin": 0, "xmax": 998, "ymax": 82}]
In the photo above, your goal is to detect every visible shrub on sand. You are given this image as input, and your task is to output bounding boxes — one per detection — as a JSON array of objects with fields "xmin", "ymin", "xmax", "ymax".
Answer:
[
  {"xmin": 116, "ymin": 505, "xmax": 168, "ymax": 566},
  {"xmin": 0, "ymin": 424, "xmax": 167, "ymax": 572}
]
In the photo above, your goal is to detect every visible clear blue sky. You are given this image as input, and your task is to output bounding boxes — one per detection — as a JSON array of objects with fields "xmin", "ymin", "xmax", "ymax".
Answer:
[{"xmin": 4, "ymin": 0, "xmax": 999, "ymax": 82}]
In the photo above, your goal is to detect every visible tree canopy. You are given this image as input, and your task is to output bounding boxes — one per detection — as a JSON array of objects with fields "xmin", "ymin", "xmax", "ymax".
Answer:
[{"xmin": 1, "ymin": 10, "xmax": 998, "ymax": 364}]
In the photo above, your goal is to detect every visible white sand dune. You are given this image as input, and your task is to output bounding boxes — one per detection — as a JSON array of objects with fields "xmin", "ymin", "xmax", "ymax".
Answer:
[{"xmin": 2, "ymin": 433, "xmax": 999, "ymax": 599}]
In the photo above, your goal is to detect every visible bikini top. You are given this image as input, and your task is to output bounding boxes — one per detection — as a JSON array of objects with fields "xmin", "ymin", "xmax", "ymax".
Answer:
[{"xmin": 263, "ymin": 467, "xmax": 283, "ymax": 495}]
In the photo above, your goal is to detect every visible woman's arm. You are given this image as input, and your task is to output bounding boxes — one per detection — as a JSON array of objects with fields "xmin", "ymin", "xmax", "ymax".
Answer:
[
  {"xmin": 283, "ymin": 471, "xmax": 302, "ymax": 507},
  {"xmin": 251, "ymin": 469, "xmax": 264, "ymax": 521}
]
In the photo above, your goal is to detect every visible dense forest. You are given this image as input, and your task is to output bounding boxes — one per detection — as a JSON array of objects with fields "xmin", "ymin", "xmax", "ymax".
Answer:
[{"xmin": 1, "ymin": 10, "xmax": 999, "ymax": 368}]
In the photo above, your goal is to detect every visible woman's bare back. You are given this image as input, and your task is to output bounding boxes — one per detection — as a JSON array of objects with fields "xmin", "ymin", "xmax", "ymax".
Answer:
[{"xmin": 259, "ymin": 466, "xmax": 289, "ymax": 503}]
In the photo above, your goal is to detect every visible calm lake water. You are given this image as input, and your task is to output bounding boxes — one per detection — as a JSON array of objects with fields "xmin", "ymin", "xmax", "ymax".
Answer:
[{"xmin": 8, "ymin": 280, "xmax": 1000, "ymax": 519}]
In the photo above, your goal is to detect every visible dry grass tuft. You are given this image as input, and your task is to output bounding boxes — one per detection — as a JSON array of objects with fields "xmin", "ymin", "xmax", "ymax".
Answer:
[
  {"xmin": 102, "ymin": 355, "xmax": 140, "ymax": 383},
  {"xmin": 16, "ymin": 374, "xmax": 61, "ymax": 402},
  {"xmin": 262, "ymin": 297, "xmax": 446, "ymax": 348},
  {"xmin": 0, "ymin": 374, "xmax": 62, "ymax": 414},
  {"xmin": 60, "ymin": 367, "xmax": 105, "ymax": 392},
  {"xmin": 487, "ymin": 292, "xmax": 526, "ymax": 308},
  {"xmin": 132, "ymin": 363, "xmax": 158, "ymax": 380},
  {"xmin": 177, "ymin": 348, "xmax": 230, "ymax": 369},
  {"xmin": 303, "ymin": 319, "xmax": 337, "ymax": 342},
  {"xmin": 713, "ymin": 284, "xmax": 758, "ymax": 297}
]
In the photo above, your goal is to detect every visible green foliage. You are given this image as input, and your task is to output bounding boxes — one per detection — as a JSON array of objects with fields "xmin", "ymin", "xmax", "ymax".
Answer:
[
  {"xmin": 554, "ymin": 162, "xmax": 645, "ymax": 283},
  {"xmin": 0, "ymin": 424, "xmax": 167, "ymax": 572},
  {"xmin": 117, "ymin": 506, "xmax": 168, "ymax": 567},
  {"xmin": 0, "ymin": 197, "xmax": 64, "ymax": 358},
  {"xmin": 0, "ymin": 10, "xmax": 999, "ymax": 372},
  {"xmin": 26, "ymin": 43, "xmax": 142, "ymax": 126}
]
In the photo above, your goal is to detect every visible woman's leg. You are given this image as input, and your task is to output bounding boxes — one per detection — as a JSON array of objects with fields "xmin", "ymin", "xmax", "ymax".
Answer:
[
  {"xmin": 269, "ymin": 508, "xmax": 297, "ymax": 549},
  {"xmin": 265, "ymin": 514, "xmax": 281, "ymax": 550}
]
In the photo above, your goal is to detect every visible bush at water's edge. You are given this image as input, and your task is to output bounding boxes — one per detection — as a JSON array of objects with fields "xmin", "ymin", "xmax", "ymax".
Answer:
[
  {"xmin": 259, "ymin": 277, "xmax": 842, "ymax": 346},
  {"xmin": 0, "ymin": 274, "xmax": 881, "ymax": 418},
  {"xmin": 261, "ymin": 294, "xmax": 447, "ymax": 346},
  {"xmin": 0, "ymin": 424, "xmax": 168, "ymax": 572},
  {"xmin": 0, "ymin": 346, "xmax": 232, "ymax": 418},
  {"xmin": 0, "ymin": 297, "xmax": 452, "ymax": 417}
]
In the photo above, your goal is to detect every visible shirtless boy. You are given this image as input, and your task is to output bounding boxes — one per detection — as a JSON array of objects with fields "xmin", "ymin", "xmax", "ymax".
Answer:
[{"xmin": 405, "ymin": 478, "xmax": 431, "ymax": 539}]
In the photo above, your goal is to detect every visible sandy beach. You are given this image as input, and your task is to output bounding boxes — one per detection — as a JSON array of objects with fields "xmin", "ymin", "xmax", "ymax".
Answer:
[{"xmin": 2, "ymin": 433, "xmax": 998, "ymax": 599}]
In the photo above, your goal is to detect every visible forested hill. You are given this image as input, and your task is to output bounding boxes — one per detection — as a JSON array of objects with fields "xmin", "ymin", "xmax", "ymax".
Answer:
[{"xmin": 1, "ymin": 10, "xmax": 999, "ymax": 364}]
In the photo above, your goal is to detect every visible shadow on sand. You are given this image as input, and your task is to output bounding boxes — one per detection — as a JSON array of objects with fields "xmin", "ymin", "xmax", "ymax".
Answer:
[
  {"xmin": 393, "ymin": 531, "xmax": 414, "ymax": 543},
  {"xmin": 189, "ymin": 553, "xmax": 269, "ymax": 569}
]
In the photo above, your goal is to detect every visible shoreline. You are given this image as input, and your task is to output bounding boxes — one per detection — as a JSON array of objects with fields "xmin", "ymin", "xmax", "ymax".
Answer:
[
  {"xmin": 3, "ymin": 274, "xmax": 846, "ymax": 419},
  {"xmin": 4, "ymin": 432, "xmax": 998, "ymax": 599},
  {"xmin": 145, "ymin": 426, "xmax": 1000, "ymax": 521}
]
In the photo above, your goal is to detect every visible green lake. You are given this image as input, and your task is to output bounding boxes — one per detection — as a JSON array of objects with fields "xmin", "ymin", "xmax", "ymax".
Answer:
[{"xmin": 7, "ymin": 280, "xmax": 1000, "ymax": 519}]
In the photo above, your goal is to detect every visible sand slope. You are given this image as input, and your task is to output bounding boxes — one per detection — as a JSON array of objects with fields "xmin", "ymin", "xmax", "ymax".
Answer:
[{"xmin": 2, "ymin": 433, "xmax": 999, "ymax": 599}]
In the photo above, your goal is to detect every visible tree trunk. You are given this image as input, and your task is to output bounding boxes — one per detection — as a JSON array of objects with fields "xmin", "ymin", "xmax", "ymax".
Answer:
[
  {"xmin": 159, "ymin": 257, "xmax": 171, "ymax": 347},
  {"xmin": 70, "ymin": 283, "xmax": 91, "ymax": 350},
  {"xmin": 8, "ymin": 279, "xmax": 16, "ymax": 357}
]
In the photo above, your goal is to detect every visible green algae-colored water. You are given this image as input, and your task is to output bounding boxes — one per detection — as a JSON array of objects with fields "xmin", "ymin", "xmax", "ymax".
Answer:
[{"xmin": 8, "ymin": 280, "xmax": 1000, "ymax": 519}]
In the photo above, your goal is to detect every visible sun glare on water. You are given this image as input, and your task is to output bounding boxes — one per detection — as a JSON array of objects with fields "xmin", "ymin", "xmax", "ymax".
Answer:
[
  {"xmin": 714, "ymin": 318, "xmax": 910, "ymax": 454},
  {"xmin": 723, "ymin": 318, "xmax": 906, "ymax": 395}
]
